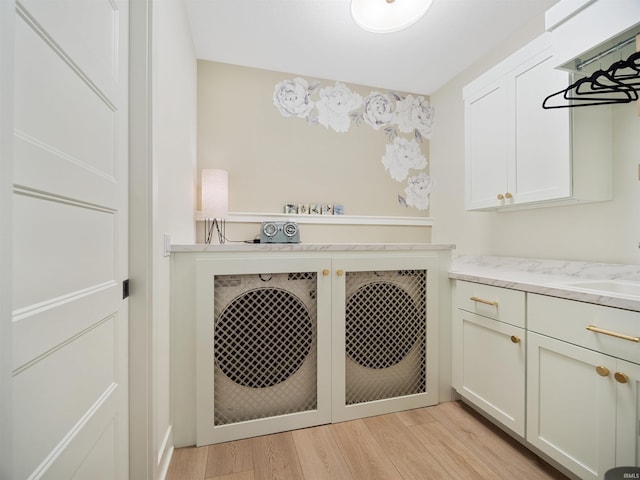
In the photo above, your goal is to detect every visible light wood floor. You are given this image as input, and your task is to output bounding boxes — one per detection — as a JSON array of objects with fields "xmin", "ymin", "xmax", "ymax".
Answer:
[{"xmin": 166, "ymin": 400, "xmax": 570, "ymax": 480}]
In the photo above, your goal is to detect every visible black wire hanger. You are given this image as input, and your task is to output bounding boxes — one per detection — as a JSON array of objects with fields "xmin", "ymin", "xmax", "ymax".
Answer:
[{"xmin": 542, "ymin": 51, "xmax": 640, "ymax": 109}]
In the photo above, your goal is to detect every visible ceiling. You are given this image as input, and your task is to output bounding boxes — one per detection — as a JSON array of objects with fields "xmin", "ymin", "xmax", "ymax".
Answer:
[{"xmin": 185, "ymin": 0, "xmax": 559, "ymax": 95}]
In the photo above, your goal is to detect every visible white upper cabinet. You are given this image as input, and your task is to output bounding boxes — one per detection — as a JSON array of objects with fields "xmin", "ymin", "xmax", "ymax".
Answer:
[
  {"xmin": 463, "ymin": 32, "xmax": 612, "ymax": 212},
  {"xmin": 464, "ymin": 34, "xmax": 571, "ymax": 211},
  {"xmin": 546, "ymin": 0, "xmax": 640, "ymax": 72}
]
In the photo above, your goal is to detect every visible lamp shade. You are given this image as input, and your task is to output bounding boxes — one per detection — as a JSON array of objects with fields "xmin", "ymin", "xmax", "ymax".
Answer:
[
  {"xmin": 201, "ymin": 169, "xmax": 228, "ymax": 218},
  {"xmin": 351, "ymin": 0, "xmax": 433, "ymax": 33}
]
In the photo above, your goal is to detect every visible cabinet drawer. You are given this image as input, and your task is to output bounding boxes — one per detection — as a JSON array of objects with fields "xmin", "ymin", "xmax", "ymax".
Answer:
[
  {"xmin": 455, "ymin": 281, "xmax": 525, "ymax": 327},
  {"xmin": 528, "ymin": 293, "xmax": 640, "ymax": 364}
]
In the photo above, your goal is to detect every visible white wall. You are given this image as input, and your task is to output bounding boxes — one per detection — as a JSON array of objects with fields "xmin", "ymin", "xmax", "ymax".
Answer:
[
  {"xmin": 152, "ymin": 0, "xmax": 197, "ymax": 477},
  {"xmin": 430, "ymin": 17, "xmax": 640, "ymax": 265},
  {"xmin": 196, "ymin": 61, "xmax": 434, "ymax": 244}
]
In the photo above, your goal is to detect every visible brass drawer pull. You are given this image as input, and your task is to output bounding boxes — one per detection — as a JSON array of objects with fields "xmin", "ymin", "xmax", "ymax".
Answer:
[
  {"xmin": 586, "ymin": 325, "xmax": 640, "ymax": 343},
  {"xmin": 470, "ymin": 296, "xmax": 498, "ymax": 307}
]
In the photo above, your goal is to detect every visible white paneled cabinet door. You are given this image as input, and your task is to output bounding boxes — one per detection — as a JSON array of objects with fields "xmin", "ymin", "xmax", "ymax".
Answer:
[
  {"xmin": 614, "ymin": 359, "xmax": 640, "ymax": 468},
  {"xmin": 464, "ymin": 80, "xmax": 510, "ymax": 210},
  {"xmin": 12, "ymin": 1, "xmax": 129, "ymax": 479},
  {"xmin": 331, "ymin": 255, "xmax": 439, "ymax": 422},
  {"xmin": 527, "ymin": 332, "xmax": 616, "ymax": 480},
  {"xmin": 195, "ymin": 257, "xmax": 333, "ymax": 446},
  {"xmin": 512, "ymin": 51, "xmax": 570, "ymax": 205},
  {"xmin": 454, "ymin": 311, "xmax": 525, "ymax": 436}
]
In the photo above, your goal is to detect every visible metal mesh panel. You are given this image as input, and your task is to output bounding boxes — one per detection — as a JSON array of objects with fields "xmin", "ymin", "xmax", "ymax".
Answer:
[
  {"xmin": 213, "ymin": 273, "xmax": 318, "ymax": 426},
  {"xmin": 344, "ymin": 270, "xmax": 426, "ymax": 405}
]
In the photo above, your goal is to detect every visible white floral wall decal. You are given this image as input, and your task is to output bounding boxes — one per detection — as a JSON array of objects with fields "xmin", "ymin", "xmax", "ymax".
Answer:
[
  {"xmin": 273, "ymin": 77, "xmax": 435, "ymax": 210},
  {"xmin": 395, "ymin": 94, "xmax": 434, "ymax": 142},
  {"xmin": 382, "ymin": 137, "xmax": 427, "ymax": 181},
  {"xmin": 404, "ymin": 172, "xmax": 434, "ymax": 210},
  {"xmin": 316, "ymin": 82, "xmax": 363, "ymax": 133},
  {"xmin": 273, "ymin": 78, "xmax": 316, "ymax": 118},
  {"xmin": 361, "ymin": 92, "xmax": 395, "ymax": 130}
]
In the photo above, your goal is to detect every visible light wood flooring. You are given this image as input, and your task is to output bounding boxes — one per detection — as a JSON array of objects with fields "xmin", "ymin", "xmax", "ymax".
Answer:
[{"xmin": 166, "ymin": 400, "xmax": 570, "ymax": 480}]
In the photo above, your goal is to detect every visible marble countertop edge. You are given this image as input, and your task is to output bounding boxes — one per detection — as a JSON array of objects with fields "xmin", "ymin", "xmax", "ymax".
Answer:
[
  {"xmin": 450, "ymin": 255, "xmax": 640, "ymax": 312},
  {"xmin": 171, "ymin": 243, "xmax": 456, "ymax": 252}
]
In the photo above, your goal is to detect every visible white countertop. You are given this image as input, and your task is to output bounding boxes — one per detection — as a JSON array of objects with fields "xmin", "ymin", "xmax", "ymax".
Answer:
[
  {"xmin": 450, "ymin": 255, "xmax": 640, "ymax": 312},
  {"xmin": 171, "ymin": 242, "xmax": 456, "ymax": 253}
]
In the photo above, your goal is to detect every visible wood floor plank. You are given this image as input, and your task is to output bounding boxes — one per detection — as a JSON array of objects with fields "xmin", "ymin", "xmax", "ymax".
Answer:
[
  {"xmin": 167, "ymin": 402, "xmax": 571, "ymax": 480},
  {"xmin": 205, "ymin": 438, "xmax": 254, "ymax": 479},
  {"xmin": 251, "ymin": 432, "xmax": 305, "ymax": 480},
  {"xmin": 409, "ymin": 420, "xmax": 501, "ymax": 480},
  {"xmin": 363, "ymin": 413, "xmax": 452, "ymax": 480},
  {"xmin": 208, "ymin": 472, "xmax": 255, "ymax": 480},
  {"xmin": 393, "ymin": 406, "xmax": 438, "ymax": 427},
  {"xmin": 431, "ymin": 401, "xmax": 570, "ymax": 480},
  {"xmin": 329, "ymin": 419, "xmax": 403, "ymax": 480},
  {"xmin": 166, "ymin": 446, "xmax": 208, "ymax": 480},
  {"xmin": 292, "ymin": 424, "xmax": 354, "ymax": 480}
]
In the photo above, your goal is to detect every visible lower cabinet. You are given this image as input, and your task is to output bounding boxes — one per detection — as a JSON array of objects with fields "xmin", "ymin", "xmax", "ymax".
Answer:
[
  {"xmin": 181, "ymin": 251, "xmax": 442, "ymax": 446},
  {"xmin": 453, "ymin": 281, "xmax": 640, "ymax": 480},
  {"xmin": 527, "ymin": 332, "xmax": 640, "ymax": 479},
  {"xmin": 452, "ymin": 281, "xmax": 526, "ymax": 436},
  {"xmin": 527, "ymin": 294, "xmax": 640, "ymax": 479},
  {"xmin": 453, "ymin": 310, "xmax": 525, "ymax": 436}
]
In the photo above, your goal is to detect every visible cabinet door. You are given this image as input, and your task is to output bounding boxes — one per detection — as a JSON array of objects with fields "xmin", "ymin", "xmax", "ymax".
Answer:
[
  {"xmin": 331, "ymin": 255, "xmax": 439, "ymax": 422},
  {"xmin": 527, "ymin": 332, "xmax": 616, "ymax": 480},
  {"xmin": 195, "ymin": 256, "xmax": 333, "ymax": 445},
  {"xmin": 615, "ymin": 359, "xmax": 640, "ymax": 468},
  {"xmin": 453, "ymin": 310, "xmax": 525, "ymax": 436},
  {"xmin": 464, "ymin": 79, "xmax": 510, "ymax": 210},
  {"xmin": 511, "ymin": 51, "xmax": 571, "ymax": 204}
]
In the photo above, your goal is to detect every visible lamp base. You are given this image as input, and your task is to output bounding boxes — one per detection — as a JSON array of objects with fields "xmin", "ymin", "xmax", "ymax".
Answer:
[{"xmin": 204, "ymin": 218, "xmax": 225, "ymax": 244}]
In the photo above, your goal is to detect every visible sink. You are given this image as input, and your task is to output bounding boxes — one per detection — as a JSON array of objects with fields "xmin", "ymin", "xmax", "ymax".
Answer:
[{"xmin": 553, "ymin": 280, "xmax": 640, "ymax": 299}]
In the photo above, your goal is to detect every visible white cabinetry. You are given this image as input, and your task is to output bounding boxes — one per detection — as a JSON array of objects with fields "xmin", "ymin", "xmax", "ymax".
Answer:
[
  {"xmin": 452, "ymin": 281, "xmax": 526, "ymax": 436},
  {"xmin": 463, "ymin": 32, "xmax": 612, "ymax": 211},
  {"xmin": 170, "ymin": 248, "xmax": 446, "ymax": 446},
  {"xmin": 527, "ymin": 294, "xmax": 640, "ymax": 479},
  {"xmin": 546, "ymin": 0, "xmax": 640, "ymax": 71},
  {"xmin": 464, "ymin": 33, "xmax": 570, "ymax": 210},
  {"xmin": 331, "ymin": 255, "xmax": 439, "ymax": 422}
]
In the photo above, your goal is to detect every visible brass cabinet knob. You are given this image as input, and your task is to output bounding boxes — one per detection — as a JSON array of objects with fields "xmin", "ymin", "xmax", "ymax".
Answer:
[
  {"xmin": 596, "ymin": 366, "xmax": 610, "ymax": 377},
  {"xmin": 510, "ymin": 335, "xmax": 520, "ymax": 344},
  {"xmin": 322, "ymin": 269, "xmax": 330, "ymax": 276},
  {"xmin": 505, "ymin": 192, "xmax": 513, "ymax": 199},
  {"xmin": 615, "ymin": 372, "xmax": 630, "ymax": 384},
  {"xmin": 497, "ymin": 193, "xmax": 504, "ymax": 200},
  {"xmin": 336, "ymin": 269, "xmax": 344, "ymax": 276}
]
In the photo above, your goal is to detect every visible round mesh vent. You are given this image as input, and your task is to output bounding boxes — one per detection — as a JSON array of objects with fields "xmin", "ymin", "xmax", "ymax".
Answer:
[
  {"xmin": 215, "ymin": 287, "xmax": 313, "ymax": 388},
  {"xmin": 345, "ymin": 281, "xmax": 420, "ymax": 369}
]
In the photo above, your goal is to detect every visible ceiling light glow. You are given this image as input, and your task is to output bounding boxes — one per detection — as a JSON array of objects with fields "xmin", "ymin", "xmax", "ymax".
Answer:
[{"xmin": 351, "ymin": 0, "xmax": 433, "ymax": 33}]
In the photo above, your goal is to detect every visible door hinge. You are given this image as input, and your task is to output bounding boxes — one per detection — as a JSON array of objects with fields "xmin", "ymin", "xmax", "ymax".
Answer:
[{"xmin": 123, "ymin": 279, "xmax": 130, "ymax": 299}]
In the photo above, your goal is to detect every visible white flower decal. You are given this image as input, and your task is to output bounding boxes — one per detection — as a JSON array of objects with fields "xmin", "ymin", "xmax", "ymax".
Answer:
[
  {"xmin": 382, "ymin": 137, "xmax": 427, "ymax": 182},
  {"xmin": 362, "ymin": 92, "xmax": 395, "ymax": 130},
  {"xmin": 395, "ymin": 94, "xmax": 434, "ymax": 139},
  {"xmin": 273, "ymin": 77, "xmax": 436, "ymax": 212},
  {"xmin": 403, "ymin": 173, "xmax": 434, "ymax": 210},
  {"xmin": 273, "ymin": 78, "xmax": 314, "ymax": 118},
  {"xmin": 316, "ymin": 82, "xmax": 363, "ymax": 133}
]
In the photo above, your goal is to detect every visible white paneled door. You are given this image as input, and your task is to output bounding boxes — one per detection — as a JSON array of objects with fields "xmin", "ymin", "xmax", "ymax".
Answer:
[{"xmin": 12, "ymin": 1, "xmax": 129, "ymax": 479}]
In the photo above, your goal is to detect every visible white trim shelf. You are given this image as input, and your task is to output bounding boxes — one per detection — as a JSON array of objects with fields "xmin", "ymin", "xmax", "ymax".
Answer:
[{"xmin": 195, "ymin": 211, "xmax": 434, "ymax": 227}]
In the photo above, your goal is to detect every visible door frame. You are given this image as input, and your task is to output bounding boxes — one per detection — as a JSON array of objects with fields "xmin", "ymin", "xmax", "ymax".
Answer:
[
  {"xmin": 0, "ymin": 0, "xmax": 14, "ymax": 477},
  {"xmin": 129, "ymin": 1, "xmax": 154, "ymax": 478}
]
